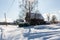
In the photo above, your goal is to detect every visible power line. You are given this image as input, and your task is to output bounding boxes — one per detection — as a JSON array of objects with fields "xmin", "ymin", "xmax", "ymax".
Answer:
[{"xmin": 7, "ymin": 0, "xmax": 15, "ymax": 13}]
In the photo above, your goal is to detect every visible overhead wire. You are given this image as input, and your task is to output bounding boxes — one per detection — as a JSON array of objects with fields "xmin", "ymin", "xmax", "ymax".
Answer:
[
  {"xmin": 4, "ymin": 0, "xmax": 16, "ymax": 22},
  {"xmin": 7, "ymin": 0, "xmax": 15, "ymax": 13}
]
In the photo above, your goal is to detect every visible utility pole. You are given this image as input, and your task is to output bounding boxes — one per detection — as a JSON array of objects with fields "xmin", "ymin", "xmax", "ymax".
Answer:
[
  {"xmin": 4, "ymin": 13, "xmax": 7, "ymax": 26},
  {"xmin": 47, "ymin": 13, "xmax": 50, "ymax": 22}
]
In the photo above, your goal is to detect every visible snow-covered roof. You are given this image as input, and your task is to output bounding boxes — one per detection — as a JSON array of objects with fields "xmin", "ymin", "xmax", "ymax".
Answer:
[{"xmin": 30, "ymin": 13, "xmax": 44, "ymax": 20}]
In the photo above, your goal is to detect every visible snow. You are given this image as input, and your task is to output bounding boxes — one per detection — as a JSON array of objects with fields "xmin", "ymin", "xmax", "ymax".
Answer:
[
  {"xmin": 0, "ymin": 23, "xmax": 60, "ymax": 40},
  {"xmin": 30, "ymin": 13, "xmax": 44, "ymax": 19}
]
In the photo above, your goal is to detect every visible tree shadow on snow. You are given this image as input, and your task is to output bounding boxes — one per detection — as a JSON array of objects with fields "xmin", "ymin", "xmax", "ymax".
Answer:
[{"xmin": 23, "ymin": 30, "xmax": 60, "ymax": 40}]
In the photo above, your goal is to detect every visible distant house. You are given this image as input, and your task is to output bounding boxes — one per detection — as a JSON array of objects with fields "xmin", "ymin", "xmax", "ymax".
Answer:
[
  {"xmin": 14, "ymin": 19, "xmax": 24, "ymax": 24},
  {"xmin": 25, "ymin": 12, "xmax": 45, "ymax": 25},
  {"xmin": 17, "ymin": 19, "xmax": 24, "ymax": 22}
]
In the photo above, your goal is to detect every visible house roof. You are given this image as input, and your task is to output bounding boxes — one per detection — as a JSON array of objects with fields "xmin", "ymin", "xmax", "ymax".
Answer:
[{"xmin": 30, "ymin": 13, "xmax": 44, "ymax": 20}]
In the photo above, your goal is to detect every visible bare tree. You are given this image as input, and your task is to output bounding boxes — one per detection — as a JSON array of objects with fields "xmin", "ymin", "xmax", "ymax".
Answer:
[
  {"xmin": 51, "ymin": 15, "xmax": 57, "ymax": 23},
  {"xmin": 15, "ymin": 0, "xmax": 38, "ymax": 24},
  {"xmin": 19, "ymin": 0, "xmax": 38, "ymax": 20},
  {"xmin": 47, "ymin": 13, "xmax": 50, "ymax": 22}
]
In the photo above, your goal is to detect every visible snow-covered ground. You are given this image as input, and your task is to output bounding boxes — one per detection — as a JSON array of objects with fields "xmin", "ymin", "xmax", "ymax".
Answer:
[{"xmin": 0, "ymin": 24, "xmax": 60, "ymax": 40}]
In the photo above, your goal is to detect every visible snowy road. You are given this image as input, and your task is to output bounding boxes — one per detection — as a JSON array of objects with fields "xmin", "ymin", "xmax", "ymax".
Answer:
[{"xmin": 0, "ymin": 24, "xmax": 60, "ymax": 40}]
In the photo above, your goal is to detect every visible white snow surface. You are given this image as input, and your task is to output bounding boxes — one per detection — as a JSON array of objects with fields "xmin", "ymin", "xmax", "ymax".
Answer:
[
  {"xmin": 0, "ymin": 23, "xmax": 60, "ymax": 40},
  {"xmin": 30, "ymin": 13, "xmax": 44, "ymax": 19}
]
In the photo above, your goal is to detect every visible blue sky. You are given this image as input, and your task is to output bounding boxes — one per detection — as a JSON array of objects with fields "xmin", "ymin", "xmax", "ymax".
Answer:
[{"xmin": 0, "ymin": 0, "xmax": 60, "ymax": 22}]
